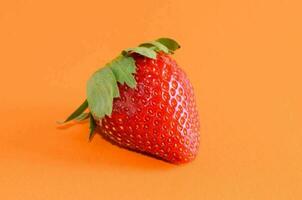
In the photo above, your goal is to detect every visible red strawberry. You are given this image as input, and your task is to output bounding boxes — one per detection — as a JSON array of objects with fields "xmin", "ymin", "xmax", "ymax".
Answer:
[{"xmin": 59, "ymin": 38, "xmax": 200, "ymax": 164}]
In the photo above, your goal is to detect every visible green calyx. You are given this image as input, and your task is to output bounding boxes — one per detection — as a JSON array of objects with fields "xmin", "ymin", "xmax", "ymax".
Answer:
[{"xmin": 58, "ymin": 37, "xmax": 180, "ymax": 139}]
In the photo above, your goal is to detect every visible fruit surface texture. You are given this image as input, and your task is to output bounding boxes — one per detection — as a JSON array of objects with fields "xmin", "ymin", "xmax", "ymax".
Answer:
[{"xmin": 98, "ymin": 53, "xmax": 199, "ymax": 163}]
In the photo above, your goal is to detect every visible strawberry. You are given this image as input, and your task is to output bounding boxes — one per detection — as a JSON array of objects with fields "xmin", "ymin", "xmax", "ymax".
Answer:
[{"xmin": 59, "ymin": 38, "xmax": 200, "ymax": 164}]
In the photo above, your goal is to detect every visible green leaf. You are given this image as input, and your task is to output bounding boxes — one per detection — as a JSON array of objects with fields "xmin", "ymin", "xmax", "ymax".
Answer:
[
  {"xmin": 57, "ymin": 100, "xmax": 88, "ymax": 124},
  {"xmin": 89, "ymin": 113, "xmax": 96, "ymax": 141},
  {"xmin": 124, "ymin": 47, "xmax": 157, "ymax": 59},
  {"xmin": 75, "ymin": 112, "xmax": 90, "ymax": 121},
  {"xmin": 86, "ymin": 55, "xmax": 138, "ymax": 119},
  {"xmin": 108, "ymin": 55, "xmax": 137, "ymax": 88},
  {"xmin": 87, "ymin": 67, "xmax": 119, "ymax": 119},
  {"xmin": 156, "ymin": 38, "xmax": 180, "ymax": 52},
  {"xmin": 139, "ymin": 41, "xmax": 169, "ymax": 54}
]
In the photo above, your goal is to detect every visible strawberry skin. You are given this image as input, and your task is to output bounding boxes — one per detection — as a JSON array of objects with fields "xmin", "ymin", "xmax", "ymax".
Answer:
[{"xmin": 97, "ymin": 53, "xmax": 200, "ymax": 164}]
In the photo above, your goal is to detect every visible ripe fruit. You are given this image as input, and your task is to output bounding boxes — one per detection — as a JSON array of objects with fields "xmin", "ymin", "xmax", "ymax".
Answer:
[{"xmin": 59, "ymin": 38, "xmax": 200, "ymax": 164}]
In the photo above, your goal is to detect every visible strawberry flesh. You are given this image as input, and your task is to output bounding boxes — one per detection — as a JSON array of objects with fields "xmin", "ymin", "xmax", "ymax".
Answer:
[{"xmin": 96, "ymin": 53, "xmax": 200, "ymax": 164}]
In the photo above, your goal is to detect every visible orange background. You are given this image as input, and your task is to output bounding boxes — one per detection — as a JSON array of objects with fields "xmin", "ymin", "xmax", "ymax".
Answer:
[{"xmin": 0, "ymin": 0, "xmax": 301, "ymax": 199}]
